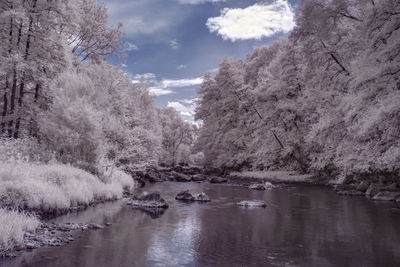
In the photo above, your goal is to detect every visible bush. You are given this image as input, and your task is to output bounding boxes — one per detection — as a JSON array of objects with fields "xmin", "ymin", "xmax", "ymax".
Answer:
[{"xmin": 0, "ymin": 209, "xmax": 39, "ymax": 252}]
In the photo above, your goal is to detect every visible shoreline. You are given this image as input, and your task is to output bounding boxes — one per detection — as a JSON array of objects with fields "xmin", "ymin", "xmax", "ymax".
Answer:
[{"xmin": 2, "ymin": 167, "xmax": 399, "ymax": 259}]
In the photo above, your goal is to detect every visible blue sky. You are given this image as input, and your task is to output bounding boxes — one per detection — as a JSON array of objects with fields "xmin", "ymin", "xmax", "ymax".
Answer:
[{"xmin": 104, "ymin": 0, "xmax": 298, "ymax": 122}]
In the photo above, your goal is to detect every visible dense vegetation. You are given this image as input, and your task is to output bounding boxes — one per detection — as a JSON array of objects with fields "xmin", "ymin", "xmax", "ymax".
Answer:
[
  {"xmin": 195, "ymin": 0, "xmax": 400, "ymax": 183},
  {"xmin": 0, "ymin": 0, "xmax": 196, "ymax": 251}
]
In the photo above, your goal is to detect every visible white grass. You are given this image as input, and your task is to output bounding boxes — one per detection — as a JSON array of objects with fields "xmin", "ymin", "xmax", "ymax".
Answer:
[
  {"xmin": 229, "ymin": 171, "xmax": 313, "ymax": 183},
  {"xmin": 0, "ymin": 162, "xmax": 135, "ymax": 213},
  {"xmin": 0, "ymin": 209, "xmax": 40, "ymax": 252}
]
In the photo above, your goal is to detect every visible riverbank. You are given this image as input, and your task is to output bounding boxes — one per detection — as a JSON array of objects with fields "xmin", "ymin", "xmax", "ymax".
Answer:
[
  {"xmin": 133, "ymin": 166, "xmax": 400, "ymax": 204},
  {"xmin": 0, "ymin": 162, "xmax": 134, "ymax": 257},
  {"xmin": 2, "ymin": 164, "xmax": 399, "ymax": 259}
]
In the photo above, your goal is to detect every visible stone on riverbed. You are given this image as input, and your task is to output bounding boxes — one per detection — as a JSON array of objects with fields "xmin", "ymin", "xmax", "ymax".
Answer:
[
  {"xmin": 249, "ymin": 184, "xmax": 266, "ymax": 190},
  {"xmin": 192, "ymin": 174, "xmax": 208, "ymax": 182},
  {"xmin": 175, "ymin": 190, "xmax": 211, "ymax": 202},
  {"xmin": 209, "ymin": 177, "xmax": 228, "ymax": 184},
  {"xmin": 87, "ymin": 223, "xmax": 104, "ymax": 230},
  {"xmin": 372, "ymin": 191, "xmax": 400, "ymax": 201},
  {"xmin": 237, "ymin": 200, "xmax": 266, "ymax": 208},
  {"xmin": 128, "ymin": 192, "xmax": 169, "ymax": 208},
  {"xmin": 173, "ymin": 172, "xmax": 192, "ymax": 182},
  {"xmin": 365, "ymin": 183, "xmax": 381, "ymax": 197}
]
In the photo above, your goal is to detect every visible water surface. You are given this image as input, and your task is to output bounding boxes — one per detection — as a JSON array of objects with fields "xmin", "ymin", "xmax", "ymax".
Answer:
[{"xmin": 3, "ymin": 182, "xmax": 400, "ymax": 267}]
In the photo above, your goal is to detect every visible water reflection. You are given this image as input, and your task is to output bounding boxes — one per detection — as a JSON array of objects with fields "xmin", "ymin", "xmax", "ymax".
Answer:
[{"xmin": 1, "ymin": 182, "xmax": 400, "ymax": 267}]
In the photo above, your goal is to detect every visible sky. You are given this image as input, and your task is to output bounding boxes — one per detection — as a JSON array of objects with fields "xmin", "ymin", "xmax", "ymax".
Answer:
[{"xmin": 104, "ymin": 0, "xmax": 298, "ymax": 122}]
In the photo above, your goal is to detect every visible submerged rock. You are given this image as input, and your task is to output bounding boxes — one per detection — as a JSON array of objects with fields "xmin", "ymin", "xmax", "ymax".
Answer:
[
  {"xmin": 175, "ymin": 190, "xmax": 211, "ymax": 202},
  {"xmin": 129, "ymin": 192, "xmax": 169, "ymax": 208},
  {"xmin": 237, "ymin": 200, "xmax": 266, "ymax": 208},
  {"xmin": 209, "ymin": 177, "xmax": 228, "ymax": 184},
  {"xmin": 249, "ymin": 184, "xmax": 266, "ymax": 190},
  {"xmin": 372, "ymin": 191, "xmax": 400, "ymax": 201}
]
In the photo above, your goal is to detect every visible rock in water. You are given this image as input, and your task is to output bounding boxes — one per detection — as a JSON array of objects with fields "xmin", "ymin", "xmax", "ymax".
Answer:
[
  {"xmin": 209, "ymin": 177, "xmax": 228, "ymax": 184},
  {"xmin": 264, "ymin": 182, "xmax": 275, "ymax": 189},
  {"xmin": 195, "ymin": 192, "xmax": 211, "ymax": 202},
  {"xmin": 173, "ymin": 172, "xmax": 192, "ymax": 182},
  {"xmin": 87, "ymin": 223, "xmax": 104, "ymax": 230},
  {"xmin": 176, "ymin": 190, "xmax": 195, "ymax": 201},
  {"xmin": 249, "ymin": 184, "xmax": 266, "ymax": 190},
  {"xmin": 192, "ymin": 174, "xmax": 208, "ymax": 182},
  {"xmin": 365, "ymin": 183, "xmax": 381, "ymax": 197},
  {"xmin": 129, "ymin": 192, "xmax": 169, "ymax": 208},
  {"xmin": 372, "ymin": 191, "xmax": 400, "ymax": 201},
  {"xmin": 237, "ymin": 200, "xmax": 266, "ymax": 208},
  {"xmin": 175, "ymin": 190, "xmax": 211, "ymax": 202}
]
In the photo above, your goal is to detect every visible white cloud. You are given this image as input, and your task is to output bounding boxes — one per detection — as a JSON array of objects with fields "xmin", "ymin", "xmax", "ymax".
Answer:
[
  {"xmin": 169, "ymin": 39, "xmax": 179, "ymax": 50},
  {"xmin": 177, "ymin": 64, "xmax": 187, "ymax": 70},
  {"xmin": 178, "ymin": 0, "xmax": 227, "ymax": 4},
  {"xmin": 132, "ymin": 74, "xmax": 203, "ymax": 97},
  {"xmin": 133, "ymin": 73, "xmax": 157, "ymax": 80},
  {"xmin": 206, "ymin": 0, "xmax": 295, "ymax": 41},
  {"xmin": 149, "ymin": 87, "xmax": 174, "ymax": 96},
  {"xmin": 180, "ymin": 98, "xmax": 198, "ymax": 104},
  {"xmin": 161, "ymin": 77, "xmax": 203, "ymax": 88},
  {"xmin": 124, "ymin": 42, "xmax": 139, "ymax": 51},
  {"xmin": 168, "ymin": 101, "xmax": 196, "ymax": 116}
]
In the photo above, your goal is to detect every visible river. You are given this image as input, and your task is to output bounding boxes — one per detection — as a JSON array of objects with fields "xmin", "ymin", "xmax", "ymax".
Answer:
[{"xmin": 3, "ymin": 182, "xmax": 400, "ymax": 267}]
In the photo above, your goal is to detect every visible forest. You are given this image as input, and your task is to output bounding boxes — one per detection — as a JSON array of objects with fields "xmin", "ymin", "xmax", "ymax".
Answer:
[
  {"xmin": 195, "ymin": 0, "xmax": 400, "ymax": 184},
  {"xmin": 0, "ymin": 0, "xmax": 196, "ymax": 252},
  {"xmin": 0, "ymin": 0, "xmax": 399, "ymax": 261}
]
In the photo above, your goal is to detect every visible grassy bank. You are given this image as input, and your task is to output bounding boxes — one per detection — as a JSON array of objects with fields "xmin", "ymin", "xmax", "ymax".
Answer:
[
  {"xmin": 228, "ymin": 171, "xmax": 314, "ymax": 184},
  {"xmin": 0, "ymin": 162, "xmax": 134, "ymax": 253}
]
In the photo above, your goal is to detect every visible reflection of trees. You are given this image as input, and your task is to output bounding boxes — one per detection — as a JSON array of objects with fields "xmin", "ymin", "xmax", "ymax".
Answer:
[
  {"xmin": 7, "ymin": 185, "xmax": 400, "ymax": 267},
  {"xmin": 134, "ymin": 207, "xmax": 166, "ymax": 219},
  {"xmin": 194, "ymin": 186, "xmax": 400, "ymax": 266}
]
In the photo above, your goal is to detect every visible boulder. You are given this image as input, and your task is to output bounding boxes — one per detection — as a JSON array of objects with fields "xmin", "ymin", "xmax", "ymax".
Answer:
[
  {"xmin": 237, "ymin": 200, "xmax": 266, "ymax": 208},
  {"xmin": 209, "ymin": 177, "xmax": 228, "ymax": 184},
  {"xmin": 249, "ymin": 184, "xmax": 266, "ymax": 190},
  {"xmin": 175, "ymin": 190, "xmax": 211, "ymax": 202},
  {"xmin": 175, "ymin": 190, "xmax": 195, "ymax": 201},
  {"xmin": 356, "ymin": 181, "xmax": 370, "ymax": 192},
  {"xmin": 195, "ymin": 192, "xmax": 211, "ymax": 202},
  {"xmin": 264, "ymin": 181, "xmax": 275, "ymax": 189},
  {"xmin": 365, "ymin": 183, "xmax": 381, "ymax": 197},
  {"xmin": 192, "ymin": 174, "xmax": 208, "ymax": 182},
  {"xmin": 129, "ymin": 192, "xmax": 169, "ymax": 208},
  {"xmin": 144, "ymin": 168, "xmax": 164, "ymax": 182},
  {"xmin": 87, "ymin": 223, "xmax": 104, "ymax": 230},
  {"xmin": 173, "ymin": 166, "xmax": 184, "ymax": 173},
  {"xmin": 173, "ymin": 172, "xmax": 192, "ymax": 182},
  {"xmin": 372, "ymin": 191, "xmax": 400, "ymax": 201},
  {"xmin": 180, "ymin": 166, "xmax": 202, "ymax": 175}
]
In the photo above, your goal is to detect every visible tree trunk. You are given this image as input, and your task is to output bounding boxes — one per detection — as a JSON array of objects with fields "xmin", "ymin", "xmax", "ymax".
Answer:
[
  {"xmin": 14, "ymin": 0, "xmax": 37, "ymax": 138},
  {"xmin": 1, "ymin": 78, "xmax": 9, "ymax": 134}
]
